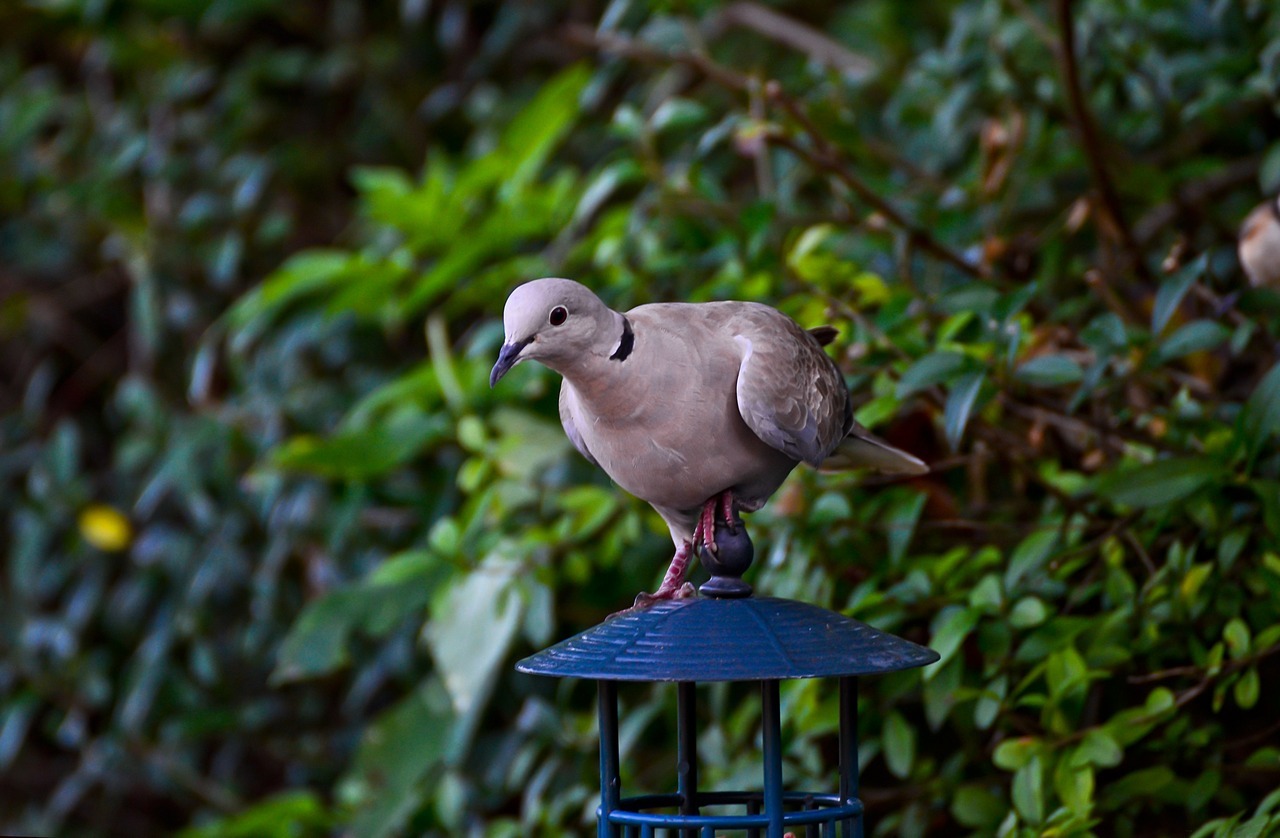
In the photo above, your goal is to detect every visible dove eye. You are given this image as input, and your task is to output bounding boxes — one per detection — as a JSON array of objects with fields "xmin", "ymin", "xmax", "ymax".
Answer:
[{"xmin": 549, "ymin": 306, "xmax": 568, "ymax": 326}]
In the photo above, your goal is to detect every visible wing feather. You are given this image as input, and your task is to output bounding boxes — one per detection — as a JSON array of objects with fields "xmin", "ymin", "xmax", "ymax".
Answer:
[{"xmin": 733, "ymin": 308, "xmax": 851, "ymax": 467}]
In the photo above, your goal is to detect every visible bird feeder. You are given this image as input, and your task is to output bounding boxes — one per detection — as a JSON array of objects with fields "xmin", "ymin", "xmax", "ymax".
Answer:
[{"xmin": 517, "ymin": 527, "xmax": 938, "ymax": 837}]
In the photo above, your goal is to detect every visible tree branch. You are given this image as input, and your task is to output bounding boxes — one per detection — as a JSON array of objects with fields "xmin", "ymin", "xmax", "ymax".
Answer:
[
  {"xmin": 563, "ymin": 24, "xmax": 746, "ymax": 92},
  {"xmin": 563, "ymin": 25, "xmax": 988, "ymax": 280},
  {"xmin": 1054, "ymin": 0, "xmax": 1152, "ymax": 289},
  {"xmin": 763, "ymin": 83, "xmax": 988, "ymax": 279}
]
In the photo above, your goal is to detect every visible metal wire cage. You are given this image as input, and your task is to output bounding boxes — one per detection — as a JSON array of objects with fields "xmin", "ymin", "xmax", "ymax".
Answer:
[{"xmin": 517, "ymin": 595, "xmax": 939, "ymax": 838}]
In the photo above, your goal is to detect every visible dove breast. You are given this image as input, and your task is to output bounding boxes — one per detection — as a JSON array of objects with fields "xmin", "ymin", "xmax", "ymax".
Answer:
[{"xmin": 558, "ymin": 301, "xmax": 838, "ymax": 518}]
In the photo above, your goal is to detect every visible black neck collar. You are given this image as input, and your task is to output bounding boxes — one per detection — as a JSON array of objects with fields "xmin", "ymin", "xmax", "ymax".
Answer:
[{"xmin": 609, "ymin": 316, "xmax": 634, "ymax": 362}]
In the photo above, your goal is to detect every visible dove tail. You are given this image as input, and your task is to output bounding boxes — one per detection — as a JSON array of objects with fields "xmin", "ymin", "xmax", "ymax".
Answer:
[{"xmin": 820, "ymin": 431, "xmax": 929, "ymax": 475}]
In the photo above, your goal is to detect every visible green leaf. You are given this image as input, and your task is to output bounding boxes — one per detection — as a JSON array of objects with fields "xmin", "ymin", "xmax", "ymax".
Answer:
[
  {"xmin": 1009, "ymin": 596, "xmax": 1048, "ymax": 629},
  {"xmin": 345, "ymin": 678, "xmax": 456, "ymax": 838},
  {"xmin": 944, "ymin": 371, "xmax": 986, "ymax": 450},
  {"xmin": 1242, "ymin": 362, "xmax": 1280, "ymax": 459},
  {"xmin": 574, "ymin": 159, "xmax": 644, "ymax": 225},
  {"xmin": 1094, "ymin": 457, "xmax": 1222, "ymax": 508},
  {"xmin": 1154, "ymin": 319, "xmax": 1229, "ymax": 363},
  {"xmin": 1145, "ymin": 687, "xmax": 1175, "ymax": 715},
  {"xmin": 1080, "ymin": 312, "xmax": 1128, "ymax": 353},
  {"xmin": 226, "ymin": 249, "xmax": 355, "ymax": 345},
  {"xmin": 176, "ymin": 791, "xmax": 331, "ymax": 838},
  {"xmin": 882, "ymin": 711, "xmax": 916, "ymax": 779},
  {"xmin": 1224, "ymin": 618, "xmax": 1252, "ymax": 660},
  {"xmin": 1102, "ymin": 766, "xmax": 1175, "ymax": 807},
  {"xmin": 1046, "ymin": 646, "xmax": 1088, "ymax": 699},
  {"xmin": 1235, "ymin": 666, "xmax": 1260, "ymax": 709},
  {"xmin": 952, "ymin": 786, "xmax": 1006, "ymax": 829},
  {"xmin": 1005, "ymin": 529, "xmax": 1058, "ymax": 592},
  {"xmin": 897, "ymin": 351, "xmax": 975, "ymax": 398},
  {"xmin": 974, "ymin": 674, "xmax": 1008, "ymax": 730},
  {"xmin": 1187, "ymin": 769, "xmax": 1223, "ymax": 813},
  {"xmin": 886, "ymin": 490, "xmax": 927, "ymax": 565},
  {"xmin": 1015, "ymin": 355, "xmax": 1083, "ymax": 387},
  {"xmin": 1151, "ymin": 255, "xmax": 1204, "ymax": 335},
  {"xmin": 649, "ymin": 97, "xmax": 707, "ymax": 133},
  {"xmin": 1054, "ymin": 758, "xmax": 1095, "ymax": 815},
  {"xmin": 969, "ymin": 574, "xmax": 1004, "ymax": 613},
  {"xmin": 497, "ymin": 64, "xmax": 591, "ymax": 192},
  {"xmin": 1181, "ymin": 563, "xmax": 1214, "ymax": 602},
  {"xmin": 1074, "ymin": 728, "xmax": 1123, "ymax": 768},
  {"xmin": 927, "ymin": 605, "xmax": 980, "ymax": 677},
  {"xmin": 271, "ymin": 410, "xmax": 450, "ymax": 479},
  {"xmin": 272, "ymin": 589, "xmax": 363, "ymax": 682},
  {"xmin": 994, "ymin": 737, "xmax": 1039, "ymax": 771},
  {"xmin": 1261, "ymin": 138, "xmax": 1280, "ymax": 193},
  {"xmin": 424, "ymin": 552, "xmax": 524, "ymax": 719},
  {"xmin": 1257, "ymin": 786, "xmax": 1280, "ymax": 816},
  {"xmin": 922, "ymin": 657, "xmax": 961, "ymax": 729},
  {"xmin": 1011, "ymin": 755, "xmax": 1046, "ymax": 825}
]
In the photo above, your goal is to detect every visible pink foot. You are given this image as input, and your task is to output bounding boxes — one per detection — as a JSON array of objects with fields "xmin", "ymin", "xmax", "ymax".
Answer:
[
  {"xmin": 718, "ymin": 490, "xmax": 736, "ymax": 530},
  {"xmin": 612, "ymin": 541, "xmax": 698, "ymax": 617},
  {"xmin": 694, "ymin": 490, "xmax": 737, "ymax": 556}
]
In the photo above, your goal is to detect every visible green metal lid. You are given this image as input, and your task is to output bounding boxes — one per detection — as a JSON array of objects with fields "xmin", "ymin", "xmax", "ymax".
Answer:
[{"xmin": 516, "ymin": 596, "xmax": 939, "ymax": 682}]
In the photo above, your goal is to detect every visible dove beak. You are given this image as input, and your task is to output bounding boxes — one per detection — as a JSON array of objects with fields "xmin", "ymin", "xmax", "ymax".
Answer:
[{"xmin": 489, "ymin": 338, "xmax": 531, "ymax": 387}]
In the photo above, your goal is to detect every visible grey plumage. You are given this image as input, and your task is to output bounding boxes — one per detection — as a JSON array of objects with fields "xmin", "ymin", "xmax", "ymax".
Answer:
[{"xmin": 491, "ymin": 278, "xmax": 927, "ymax": 556}]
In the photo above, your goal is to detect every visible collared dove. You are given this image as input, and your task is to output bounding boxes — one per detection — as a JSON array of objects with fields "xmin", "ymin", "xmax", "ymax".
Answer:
[
  {"xmin": 1240, "ymin": 195, "xmax": 1280, "ymax": 288},
  {"xmin": 490, "ymin": 278, "xmax": 927, "ymax": 605}
]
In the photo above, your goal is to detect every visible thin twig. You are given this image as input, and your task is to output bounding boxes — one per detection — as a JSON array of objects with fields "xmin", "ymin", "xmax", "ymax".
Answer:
[
  {"xmin": 1054, "ymin": 0, "xmax": 1152, "ymax": 292},
  {"xmin": 997, "ymin": 393, "xmax": 1177, "ymax": 455},
  {"xmin": 1133, "ymin": 156, "xmax": 1260, "ymax": 246},
  {"xmin": 764, "ymin": 83, "xmax": 989, "ymax": 279},
  {"xmin": 1127, "ymin": 663, "xmax": 1201, "ymax": 684},
  {"xmin": 708, "ymin": 2, "xmax": 876, "ymax": 79},
  {"xmin": 562, "ymin": 24, "xmax": 987, "ymax": 280},
  {"xmin": 563, "ymin": 24, "xmax": 746, "ymax": 92}
]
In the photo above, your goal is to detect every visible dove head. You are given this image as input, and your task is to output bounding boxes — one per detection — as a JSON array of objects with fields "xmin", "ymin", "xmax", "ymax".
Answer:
[{"xmin": 490, "ymin": 278, "xmax": 624, "ymax": 386}]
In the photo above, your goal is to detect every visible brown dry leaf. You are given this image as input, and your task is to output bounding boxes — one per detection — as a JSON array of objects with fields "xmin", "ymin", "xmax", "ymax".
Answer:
[
  {"xmin": 1065, "ymin": 197, "xmax": 1091, "ymax": 233},
  {"xmin": 980, "ymin": 112, "xmax": 1024, "ymax": 196}
]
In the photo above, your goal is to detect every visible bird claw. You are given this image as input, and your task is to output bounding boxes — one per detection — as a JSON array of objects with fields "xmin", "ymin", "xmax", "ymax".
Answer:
[
  {"xmin": 695, "ymin": 500, "xmax": 718, "ymax": 556},
  {"xmin": 611, "ymin": 583, "xmax": 697, "ymax": 618},
  {"xmin": 694, "ymin": 490, "xmax": 737, "ymax": 556},
  {"xmin": 718, "ymin": 490, "xmax": 737, "ymax": 533},
  {"xmin": 635, "ymin": 582, "xmax": 697, "ymax": 606}
]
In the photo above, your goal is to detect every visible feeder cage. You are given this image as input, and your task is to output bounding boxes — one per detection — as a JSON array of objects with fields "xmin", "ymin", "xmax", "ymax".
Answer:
[{"xmin": 517, "ymin": 532, "xmax": 938, "ymax": 838}]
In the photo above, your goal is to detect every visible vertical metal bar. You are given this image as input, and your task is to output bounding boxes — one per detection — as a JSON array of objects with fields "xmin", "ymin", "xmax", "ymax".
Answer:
[
  {"xmin": 761, "ymin": 680, "xmax": 784, "ymax": 838},
  {"xmin": 676, "ymin": 681, "xmax": 699, "ymax": 836},
  {"xmin": 747, "ymin": 797, "xmax": 761, "ymax": 838},
  {"xmin": 599, "ymin": 680, "xmax": 621, "ymax": 838},
  {"xmin": 839, "ymin": 676, "xmax": 861, "ymax": 838}
]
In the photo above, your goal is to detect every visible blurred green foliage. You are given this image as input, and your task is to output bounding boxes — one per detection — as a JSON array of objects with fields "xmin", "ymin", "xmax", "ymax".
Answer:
[{"xmin": 4, "ymin": 1, "xmax": 1280, "ymax": 836}]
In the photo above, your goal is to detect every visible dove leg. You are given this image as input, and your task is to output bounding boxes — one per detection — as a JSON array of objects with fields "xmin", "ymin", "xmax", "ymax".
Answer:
[
  {"xmin": 617, "ymin": 492, "xmax": 740, "ymax": 616},
  {"xmin": 624, "ymin": 541, "xmax": 697, "ymax": 613},
  {"xmin": 655, "ymin": 540, "xmax": 696, "ymax": 596}
]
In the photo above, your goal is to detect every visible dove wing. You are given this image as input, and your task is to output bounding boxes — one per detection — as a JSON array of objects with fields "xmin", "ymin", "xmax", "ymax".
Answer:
[{"xmin": 732, "ymin": 307, "xmax": 852, "ymax": 468}]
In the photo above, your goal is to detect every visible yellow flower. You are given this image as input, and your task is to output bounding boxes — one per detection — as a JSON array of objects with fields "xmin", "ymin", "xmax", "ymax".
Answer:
[{"xmin": 79, "ymin": 504, "xmax": 132, "ymax": 552}]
